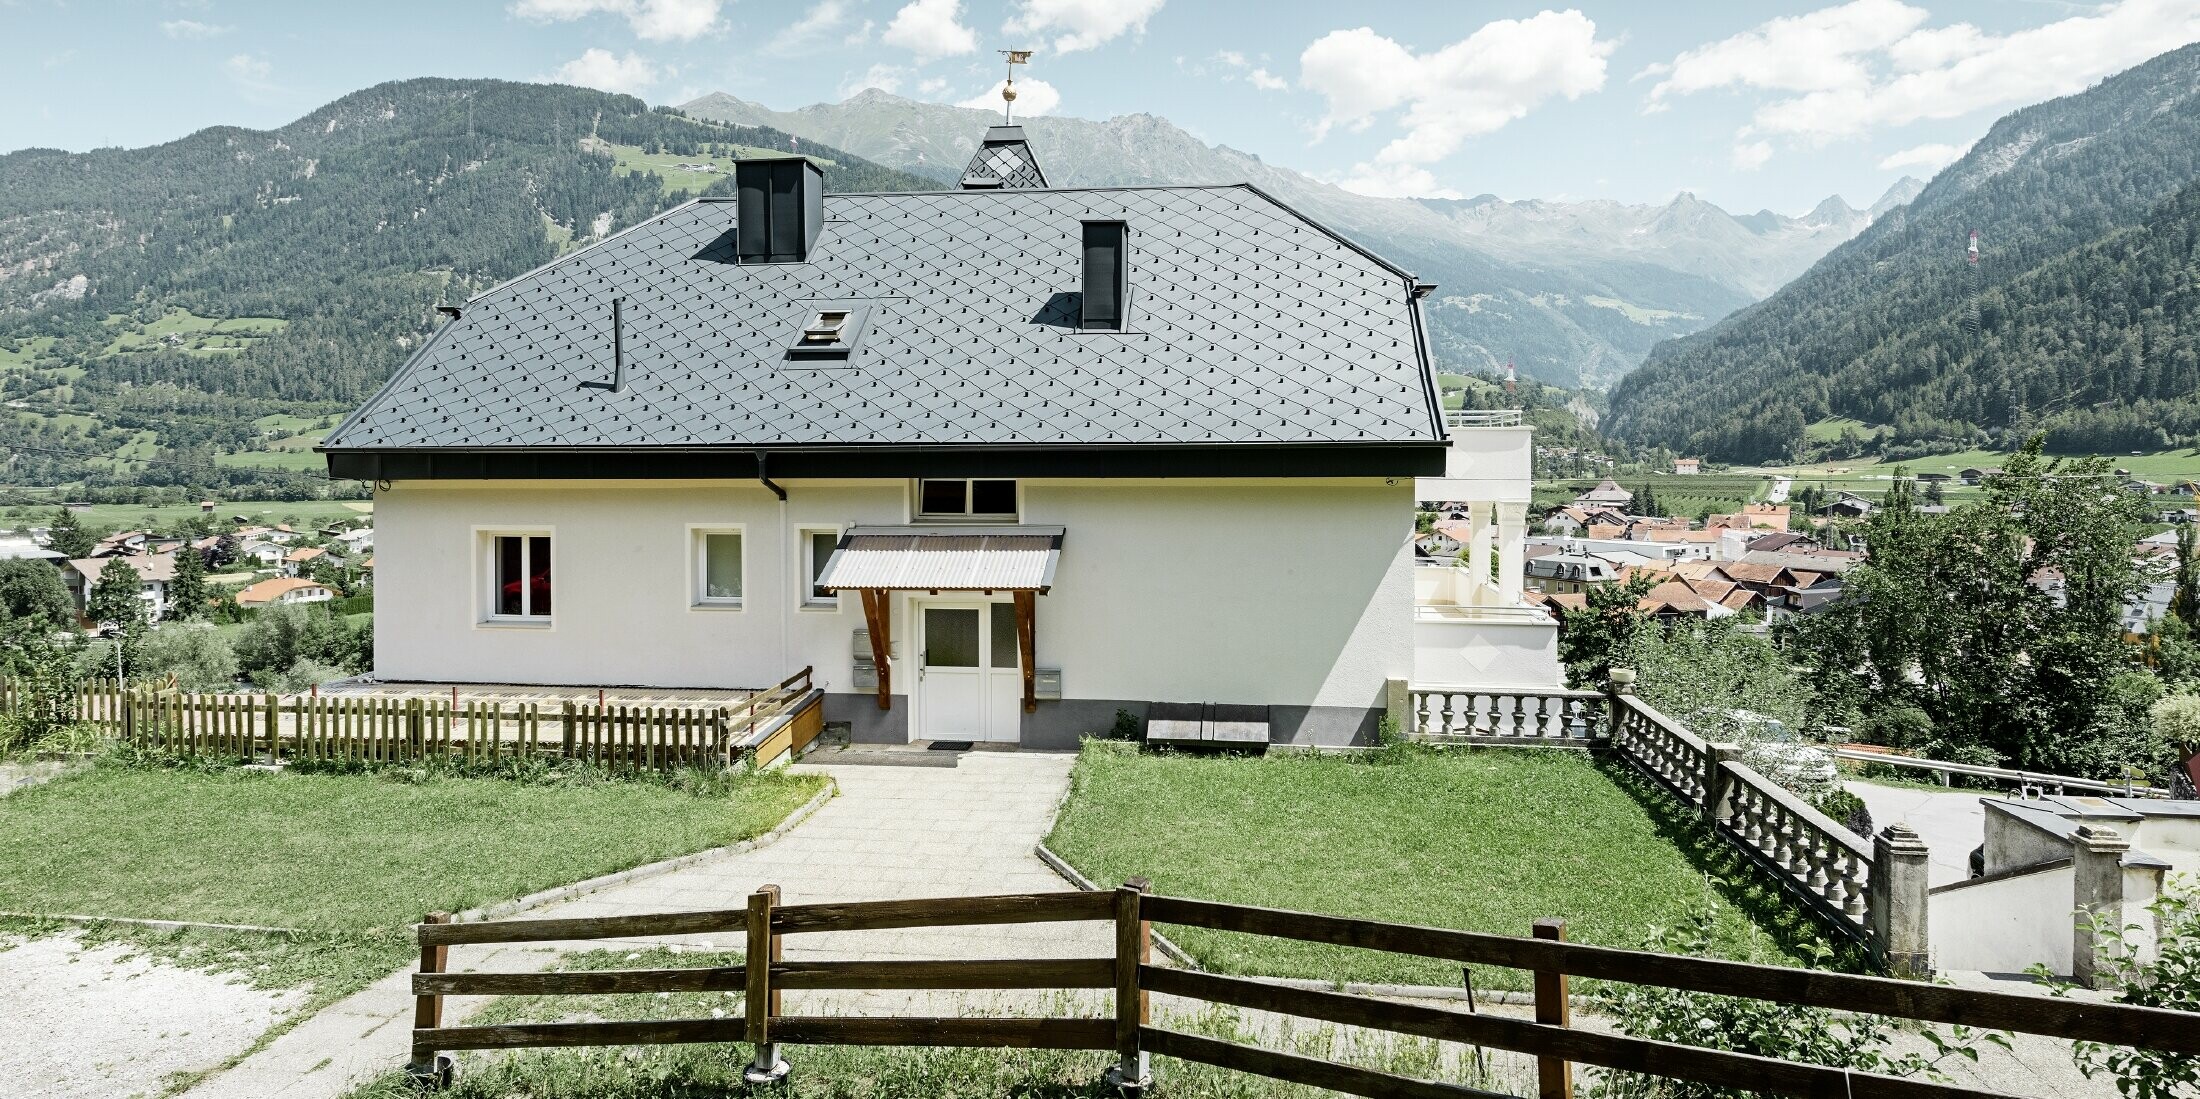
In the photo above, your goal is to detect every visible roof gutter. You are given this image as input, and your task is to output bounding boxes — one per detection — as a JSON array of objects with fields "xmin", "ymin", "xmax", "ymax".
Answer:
[{"xmin": 756, "ymin": 451, "xmax": 787, "ymax": 501}]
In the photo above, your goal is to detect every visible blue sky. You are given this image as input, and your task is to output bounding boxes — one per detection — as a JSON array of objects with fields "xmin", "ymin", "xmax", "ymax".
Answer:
[{"xmin": 8, "ymin": 0, "xmax": 2200, "ymax": 214}]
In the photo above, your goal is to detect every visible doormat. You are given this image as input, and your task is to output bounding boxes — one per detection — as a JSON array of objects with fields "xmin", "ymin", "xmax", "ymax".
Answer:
[{"xmin": 928, "ymin": 740, "xmax": 975, "ymax": 752}]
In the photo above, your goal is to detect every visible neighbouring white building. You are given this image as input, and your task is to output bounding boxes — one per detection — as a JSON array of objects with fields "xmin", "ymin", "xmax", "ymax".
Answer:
[
  {"xmin": 320, "ymin": 128, "xmax": 1557, "ymax": 748},
  {"xmin": 64, "ymin": 553, "xmax": 176, "ymax": 623}
]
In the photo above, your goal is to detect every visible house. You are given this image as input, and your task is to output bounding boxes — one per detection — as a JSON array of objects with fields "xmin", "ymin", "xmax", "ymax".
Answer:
[
  {"xmin": 199, "ymin": 500, "xmax": 218, "ymax": 513},
  {"xmin": 64, "ymin": 553, "xmax": 177, "ymax": 623},
  {"xmin": 236, "ymin": 577, "xmax": 337, "ymax": 608},
  {"xmin": 1574, "ymin": 479, "xmax": 1633, "ymax": 508},
  {"xmin": 1959, "ymin": 467, "xmax": 2002, "ymax": 486},
  {"xmin": 1541, "ymin": 504, "xmax": 1625, "ymax": 536},
  {"xmin": 238, "ymin": 539, "xmax": 289, "ymax": 569},
  {"xmin": 91, "ymin": 530, "xmax": 151, "ymax": 558},
  {"xmin": 319, "ymin": 131, "xmax": 1556, "ymax": 748},
  {"xmin": 1673, "ymin": 458, "xmax": 1700, "ymax": 475},
  {"xmin": 1825, "ymin": 492, "xmax": 1874, "ymax": 519},
  {"xmin": 335, "ymin": 527, "xmax": 375, "ymax": 551},
  {"xmin": 285, "ymin": 545, "xmax": 338, "ymax": 577},
  {"xmin": 1526, "ymin": 553, "xmax": 1623, "ymax": 594}
]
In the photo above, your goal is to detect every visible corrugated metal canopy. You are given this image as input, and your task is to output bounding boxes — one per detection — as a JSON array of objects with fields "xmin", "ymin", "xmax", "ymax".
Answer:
[{"xmin": 818, "ymin": 525, "xmax": 1064, "ymax": 593}]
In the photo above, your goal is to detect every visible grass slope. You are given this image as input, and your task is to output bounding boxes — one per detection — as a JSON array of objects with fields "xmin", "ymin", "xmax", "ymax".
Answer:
[
  {"xmin": 0, "ymin": 765, "xmax": 824, "ymax": 931},
  {"xmin": 1047, "ymin": 743, "xmax": 1820, "ymax": 989}
]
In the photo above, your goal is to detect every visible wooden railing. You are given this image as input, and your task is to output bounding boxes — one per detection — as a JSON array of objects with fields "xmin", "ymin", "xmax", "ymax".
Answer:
[
  {"xmin": 1408, "ymin": 686, "xmax": 1607, "ymax": 744},
  {"xmin": 409, "ymin": 887, "xmax": 2200, "ymax": 1099},
  {"xmin": 14, "ymin": 669, "xmax": 820, "ymax": 775}
]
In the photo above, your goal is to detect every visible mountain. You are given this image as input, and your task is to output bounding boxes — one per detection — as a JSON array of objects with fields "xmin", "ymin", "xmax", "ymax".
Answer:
[
  {"xmin": 1606, "ymin": 43, "xmax": 2200, "ymax": 464},
  {"xmin": 681, "ymin": 89, "xmax": 1917, "ymax": 389},
  {"xmin": 0, "ymin": 78, "xmax": 938, "ymax": 488}
]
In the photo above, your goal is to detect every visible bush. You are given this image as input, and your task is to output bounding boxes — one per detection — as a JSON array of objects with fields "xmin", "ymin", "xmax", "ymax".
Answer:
[
  {"xmin": 2067, "ymin": 878, "xmax": 2200, "ymax": 1099},
  {"xmin": 234, "ymin": 604, "xmax": 368, "ymax": 685},
  {"xmin": 135, "ymin": 626, "xmax": 240, "ymax": 691}
]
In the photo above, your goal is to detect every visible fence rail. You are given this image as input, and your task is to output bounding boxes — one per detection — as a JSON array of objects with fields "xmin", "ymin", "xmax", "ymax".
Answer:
[
  {"xmin": 9, "ymin": 671, "xmax": 821, "ymax": 775},
  {"xmin": 1407, "ymin": 686, "xmax": 1606, "ymax": 744},
  {"xmin": 409, "ymin": 887, "xmax": 2200, "ymax": 1099},
  {"xmin": 1832, "ymin": 747, "xmax": 2169, "ymax": 798}
]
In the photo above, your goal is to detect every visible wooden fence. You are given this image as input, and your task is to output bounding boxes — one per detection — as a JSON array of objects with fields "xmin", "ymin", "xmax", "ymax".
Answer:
[
  {"xmin": 409, "ymin": 886, "xmax": 2200, "ymax": 1099},
  {"xmin": 10, "ymin": 670, "xmax": 824, "ymax": 774}
]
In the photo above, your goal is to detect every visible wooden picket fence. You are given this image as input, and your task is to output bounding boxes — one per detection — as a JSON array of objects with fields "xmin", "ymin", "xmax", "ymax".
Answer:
[
  {"xmin": 6, "ymin": 669, "xmax": 823, "ymax": 774},
  {"xmin": 409, "ymin": 885, "xmax": 2200, "ymax": 1099}
]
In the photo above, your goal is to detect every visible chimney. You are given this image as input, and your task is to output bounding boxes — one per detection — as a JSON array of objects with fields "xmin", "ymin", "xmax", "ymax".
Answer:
[
  {"xmin": 1080, "ymin": 221, "xmax": 1127, "ymax": 330},
  {"xmin": 735, "ymin": 157, "xmax": 824, "ymax": 263}
]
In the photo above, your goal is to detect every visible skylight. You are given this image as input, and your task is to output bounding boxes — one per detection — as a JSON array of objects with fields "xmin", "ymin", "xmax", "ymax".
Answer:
[{"xmin": 784, "ymin": 302, "xmax": 872, "ymax": 362}]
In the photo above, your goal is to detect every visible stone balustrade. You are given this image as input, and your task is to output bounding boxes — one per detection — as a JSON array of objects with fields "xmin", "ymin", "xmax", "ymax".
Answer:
[
  {"xmin": 1408, "ymin": 685, "xmax": 1607, "ymax": 743},
  {"xmin": 1609, "ymin": 694, "xmax": 1712, "ymax": 803},
  {"xmin": 1715, "ymin": 760, "xmax": 1873, "ymax": 937}
]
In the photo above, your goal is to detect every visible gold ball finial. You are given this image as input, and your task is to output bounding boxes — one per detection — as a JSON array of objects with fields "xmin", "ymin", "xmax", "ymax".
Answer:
[{"xmin": 1002, "ymin": 81, "xmax": 1018, "ymax": 103}]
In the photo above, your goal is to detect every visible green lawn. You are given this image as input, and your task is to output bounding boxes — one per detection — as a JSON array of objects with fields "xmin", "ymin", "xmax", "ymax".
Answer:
[
  {"xmin": 604, "ymin": 141, "xmax": 838, "ymax": 195},
  {"xmin": 0, "ymin": 764, "xmax": 825, "ymax": 932},
  {"xmin": 100, "ymin": 307, "xmax": 287, "ymax": 356},
  {"xmin": 1046, "ymin": 742, "xmax": 1818, "ymax": 989}
]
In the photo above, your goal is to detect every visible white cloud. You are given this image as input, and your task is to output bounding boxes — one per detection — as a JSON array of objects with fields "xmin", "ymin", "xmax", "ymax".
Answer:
[
  {"xmin": 883, "ymin": 0, "xmax": 978, "ymax": 61},
  {"xmin": 223, "ymin": 53, "xmax": 280, "ymax": 96},
  {"xmin": 839, "ymin": 63, "xmax": 907, "ymax": 98},
  {"xmin": 1731, "ymin": 140, "xmax": 1774, "ymax": 170},
  {"xmin": 918, "ymin": 76, "xmax": 951, "ymax": 95},
  {"xmin": 161, "ymin": 19, "xmax": 231, "ymax": 40},
  {"xmin": 1643, "ymin": 0, "xmax": 1927, "ymax": 107},
  {"xmin": 1003, "ymin": 0, "xmax": 1166, "ymax": 54},
  {"xmin": 510, "ymin": 0, "xmax": 723, "ymax": 42},
  {"xmin": 1645, "ymin": 0, "xmax": 2200, "ymax": 166},
  {"xmin": 773, "ymin": 1, "xmax": 871, "ymax": 52},
  {"xmin": 548, "ymin": 48, "xmax": 660, "ymax": 94},
  {"xmin": 1301, "ymin": 11, "xmax": 1613, "ymax": 198},
  {"xmin": 1336, "ymin": 164, "xmax": 1462, "ymax": 200},
  {"xmin": 1878, "ymin": 141, "xmax": 1966, "ymax": 172},
  {"xmin": 1212, "ymin": 49, "xmax": 1287, "ymax": 92},
  {"xmin": 957, "ymin": 76, "xmax": 1062, "ymax": 117}
]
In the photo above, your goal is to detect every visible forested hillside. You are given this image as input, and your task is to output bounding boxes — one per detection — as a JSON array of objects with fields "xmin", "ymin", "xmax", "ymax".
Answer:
[
  {"xmin": 1605, "ymin": 43, "xmax": 2200, "ymax": 463},
  {"xmin": 0, "ymin": 78, "xmax": 936, "ymax": 489}
]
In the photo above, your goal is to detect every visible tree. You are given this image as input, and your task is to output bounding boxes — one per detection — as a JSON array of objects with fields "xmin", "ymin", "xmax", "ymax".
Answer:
[
  {"xmin": 86, "ymin": 556, "xmax": 146, "ymax": 631},
  {"xmin": 1557, "ymin": 574, "xmax": 1657, "ymax": 688},
  {"xmin": 167, "ymin": 547, "xmax": 209, "ymax": 621},
  {"xmin": 2174, "ymin": 523, "xmax": 2200, "ymax": 627},
  {"xmin": 1790, "ymin": 439, "xmax": 2150, "ymax": 775},
  {"xmin": 47, "ymin": 507, "xmax": 94, "ymax": 559},
  {"xmin": 1634, "ymin": 482, "xmax": 1662, "ymax": 518},
  {"xmin": 0, "ymin": 558, "xmax": 76, "ymax": 627}
]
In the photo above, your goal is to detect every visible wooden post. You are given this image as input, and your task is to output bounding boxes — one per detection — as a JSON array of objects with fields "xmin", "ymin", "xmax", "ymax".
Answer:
[
  {"xmin": 744, "ymin": 884, "xmax": 789, "ymax": 1084},
  {"xmin": 1108, "ymin": 877, "xmax": 1153, "ymax": 1093},
  {"xmin": 409, "ymin": 912, "xmax": 452, "ymax": 1083},
  {"xmin": 859, "ymin": 588, "xmax": 892, "ymax": 710},
  {"xmin": 264, "ymin": 693, "xmax": 279, "ymax": 764},
  {"xmin": 409, "ymin": 698, "xmax": 426, "ymax": 761},
  {"xmin": 1014, "ymin": 590, "xmax": 1037, "ymax": 714},
  {"xmin": 1533, "ymin": 918, "xmax": 1572, "ymax": 1099}
]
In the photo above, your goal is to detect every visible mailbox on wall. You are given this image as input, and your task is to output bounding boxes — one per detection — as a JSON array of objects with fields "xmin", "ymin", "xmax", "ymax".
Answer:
[
  {"xmin": 1034, "ymin": 668, "xmax": 1062, "ymax": 700},
  {"xmin": 851, "ymin": 659, "xmax": 879, "ymax": 692}
]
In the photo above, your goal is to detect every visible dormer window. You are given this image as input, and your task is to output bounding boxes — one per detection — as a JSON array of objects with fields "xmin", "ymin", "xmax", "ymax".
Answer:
[{"xmin": 784, "ymin": 302, "xmax": 872, "ymax": 362}]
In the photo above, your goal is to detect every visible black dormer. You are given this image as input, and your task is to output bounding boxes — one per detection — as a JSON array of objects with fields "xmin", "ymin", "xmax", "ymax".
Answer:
[
  {"xmin": 1081, "ymin": 221, "xmax": 1127, "ymax": 330},
  {"xmin": 735, "ymin": 158, "xmax": 824, "ymax": 263},
  {"xmin": 960, "ymin": 126, "xmax": 1048, "ymax": 190}
]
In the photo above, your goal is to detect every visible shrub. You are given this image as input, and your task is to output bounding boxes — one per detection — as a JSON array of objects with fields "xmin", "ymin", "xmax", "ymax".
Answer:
[
  {"xmin": 135, "ymin": 626, "xmax": 240, "ymax": 691},
  {"xmin": 2069, "ymin": 878, "xmax": 2200, "ymax": 1099}
]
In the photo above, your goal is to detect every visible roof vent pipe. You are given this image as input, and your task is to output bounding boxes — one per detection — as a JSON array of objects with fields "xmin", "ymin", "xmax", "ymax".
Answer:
[{"xmin": 735, "ymin": 158, "xmax": 825, "ymax": 263}]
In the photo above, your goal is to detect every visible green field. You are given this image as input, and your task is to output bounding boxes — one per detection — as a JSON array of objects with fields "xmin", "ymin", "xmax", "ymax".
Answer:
[
  {"xmin": 101, "ymin": 307, "xmax": 287, "ymax": 357},
  {"xmin": 0, "ymin": 498, "xmax": 372, "ymax": 536},
  {"xmin": 0, "ymin": 335, "xmax": 56, "ymax": 370},
  {"xmin": 214, "ymin": 448, "xmax": 329, "ymax": 472},
  {"xmin": 604, "ymin": 141, "xmax": 838, "ymax": 196},
  {"xmin": 1802, "ymin": 416, "xmax": 1886, "ymax": 444},
  {"xmin": 1535, "ymin": 472, "xmax": 1768, "ymax": 517}
]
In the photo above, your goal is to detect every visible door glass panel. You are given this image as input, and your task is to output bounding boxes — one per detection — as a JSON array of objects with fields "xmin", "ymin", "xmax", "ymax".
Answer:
[
  {"xmin": 990, "ymin": 603, "xmax": 1020, "ymax": 669},
  {"xmin": 925, "ymin": 608, "xmax": 980, "ymax": 667}
]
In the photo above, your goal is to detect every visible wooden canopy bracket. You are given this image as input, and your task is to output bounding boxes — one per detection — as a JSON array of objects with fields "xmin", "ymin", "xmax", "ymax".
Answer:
[
  {"xmin": 858, "ymin": 589, "xmax": 892, "ymax": 710},
  {"xmin": 1014, "ymin": 591, "xmax": 1037, "ymax": 714}
]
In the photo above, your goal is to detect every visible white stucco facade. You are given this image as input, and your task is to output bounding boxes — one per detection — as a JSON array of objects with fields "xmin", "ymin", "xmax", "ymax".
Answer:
[{"xmin": 370, "ymin": 476, "xmax": 1414, "ymax": 746}]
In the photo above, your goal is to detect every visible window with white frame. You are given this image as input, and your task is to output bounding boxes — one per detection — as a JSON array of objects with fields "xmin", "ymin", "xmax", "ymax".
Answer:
[
  {"xmin": 915, "ymin": 479, "xmax": 1017, "ymax": 520},
  {"xmin": 485, "ymin": 533, "xmax": 552, "ymax": 621},
  {"xmin": 693, "ymin": 528, "xmax": 744, "ymax": 607},
  {"xmin": 801, "ymin": 528, "xmax": 840, "ymax": 608}
]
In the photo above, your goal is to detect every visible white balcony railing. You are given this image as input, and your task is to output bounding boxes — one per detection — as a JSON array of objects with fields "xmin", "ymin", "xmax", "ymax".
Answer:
[{"xmin": 1446, "ymin": 409, "xmax": 1524, "ymax": 428}]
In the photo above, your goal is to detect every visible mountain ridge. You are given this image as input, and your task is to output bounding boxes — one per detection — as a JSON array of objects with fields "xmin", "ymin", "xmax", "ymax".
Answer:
[{"xmin": 680, "ymin": 88, "xmax": 1921, "ymax": 387}]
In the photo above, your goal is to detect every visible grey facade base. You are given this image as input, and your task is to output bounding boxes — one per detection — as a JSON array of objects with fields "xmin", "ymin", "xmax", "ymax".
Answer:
[{"xmin": 827, "ymin": 693, "xmax": 1381, "ymax": 750}]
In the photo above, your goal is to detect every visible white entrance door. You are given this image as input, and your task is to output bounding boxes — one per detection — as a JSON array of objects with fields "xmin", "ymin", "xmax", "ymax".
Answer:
[{"xmin": 917, "ymin": 601, "xmax": 1023, "ymax": 743}]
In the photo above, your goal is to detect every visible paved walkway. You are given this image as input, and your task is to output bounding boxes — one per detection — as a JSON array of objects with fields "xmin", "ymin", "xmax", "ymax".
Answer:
[
  {"xmin": 183, "ymin": 747, "xmax": 1093, "ymax": 1099},
  {"xmin": 1847, "ymin": 779, "xmax": 1992, "ymax": 886}
]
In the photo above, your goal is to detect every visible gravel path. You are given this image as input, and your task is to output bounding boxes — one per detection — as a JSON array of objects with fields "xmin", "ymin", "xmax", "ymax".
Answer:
[{"xmin": 0, "ymin": 929, "xmax": 304, "ymax": 1099}]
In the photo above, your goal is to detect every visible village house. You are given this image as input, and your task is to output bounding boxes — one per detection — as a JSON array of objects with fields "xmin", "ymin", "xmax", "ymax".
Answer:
[
  {"xmin": 1672, "ymin": 458, "xmax": 1699, "ymax": 475},
  {"xmin": 236, "ymin": 576, "xmax": 337, "ymax": 608},
  {"xmin": 1573, "ymin": 478, "xmax": 1633, "ymax": 508},
  {"xmin": 64, "ymin": 553, "xmax": 176, "ymax": 622},
  {"xmin": 238, "ymin": 539, "xmax": 290, "ymax": 569},
  {"xmin": 320, "ymin": 130, "xmax": 1558, "ymax": 748}
]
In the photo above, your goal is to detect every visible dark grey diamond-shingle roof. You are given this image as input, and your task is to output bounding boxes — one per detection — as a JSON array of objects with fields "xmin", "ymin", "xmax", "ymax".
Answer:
[{"xmin": 323, "ymin": 184, "xmax": 1443, "ymax": 453}]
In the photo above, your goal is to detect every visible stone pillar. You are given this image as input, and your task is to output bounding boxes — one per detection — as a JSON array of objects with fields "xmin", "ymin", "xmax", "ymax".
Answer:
[
  {"xmin": 2072, "ymin": 825, "xmax": 2131, "ymax": 989},
  {"xmin": 1385, "ymin": 677, "xmax": 1412, "ymax": 739},
  {"xmin": 1465, "ymin": 500, "xmax": 1493, "ymax": 600},
  {"xmin": 1869, "ymin": 824, "xmax": 1933, "ymax": 978},
  {"xmin": 1703, "ymin": 744, "xmax": 1743, "ymax": 825},
  {"xmin": 1496, "ymin": 501, "xmax": 1527, "ymax": 605},
  {"xmin": 1602, "ymin": 668, "xmax": 1635, "ymax": 742}
]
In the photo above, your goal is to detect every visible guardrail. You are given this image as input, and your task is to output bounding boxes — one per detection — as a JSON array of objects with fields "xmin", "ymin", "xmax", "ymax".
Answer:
[
  {"xmin": 1407, "ymin": 685, "xmax": 1606, "ymax": 745},
  {"xmin": 408, "ymin": 886, "xmax": 2200, "ymax": 1099},
  {"xmin": 1832, "ymin": 747, "xmax": 2169, "ymax": 798},
  {"xmin": 11, "ymin": 668, "xmax": 819, "ymax": 774}
]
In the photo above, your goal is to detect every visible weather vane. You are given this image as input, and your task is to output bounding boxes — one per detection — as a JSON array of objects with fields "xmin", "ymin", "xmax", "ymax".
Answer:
[{"xmin": 999, "ymin": 49, "xmax": 1033, "ymax": 124}]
